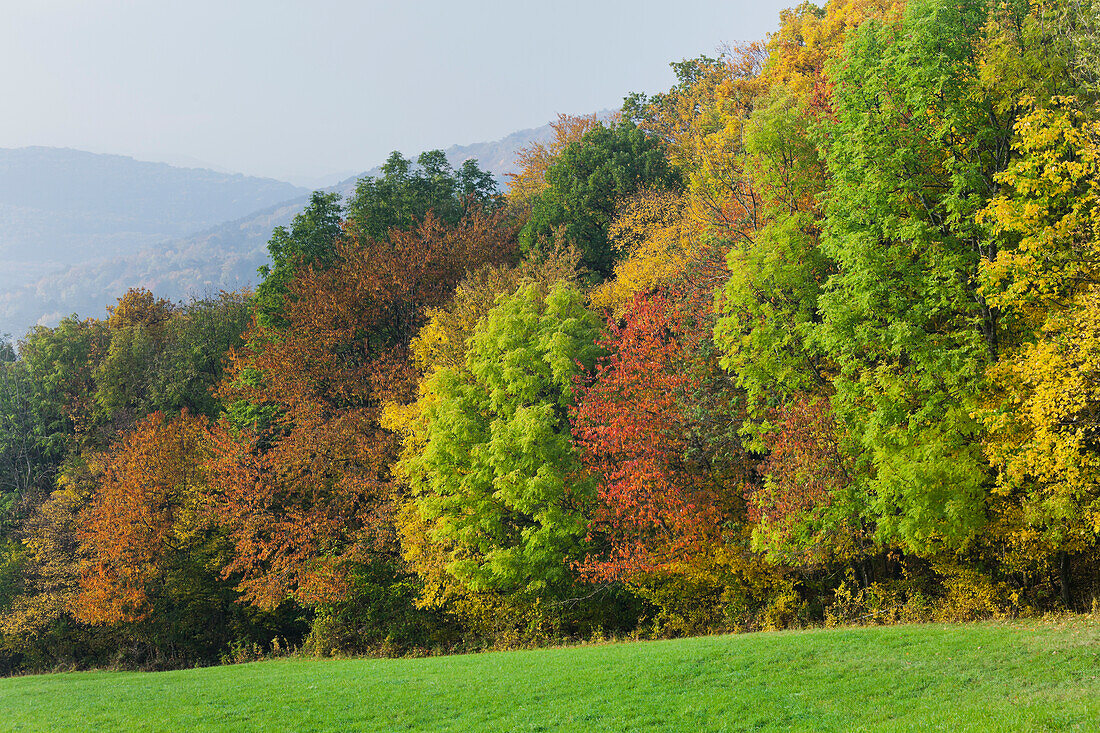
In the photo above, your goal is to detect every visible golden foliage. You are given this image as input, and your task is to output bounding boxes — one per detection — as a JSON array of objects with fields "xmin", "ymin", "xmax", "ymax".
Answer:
[
  {"xmin": 0, "ymin": 472, "xmax": 90, "ymax": 636},
  {"xmin": 981, "ymin": 99, "xmax": 1100, "ymax": 327},
  {"xmin": 978, "ymin": 97, "xmax": 1100, "ymax": 567},
  {"xmin": 591, "ymin": 190, "xmax": 694, "ymax": 313},
  {"xmin": 982, "ymin": 286, "xmax": 1100, "ymax": 554},
  {"xmin": 764, "ymin": 0, "xmax": 905, "ymax": 110},
  {"xmin": 106, "ymin": 287, "xmax": 174, "ymax": 333}
]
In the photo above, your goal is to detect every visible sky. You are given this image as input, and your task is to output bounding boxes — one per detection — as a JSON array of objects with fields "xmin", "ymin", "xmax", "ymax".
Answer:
[{"xmin": 1, "ymin": 0, "xmax": 796, "ymax": 187}]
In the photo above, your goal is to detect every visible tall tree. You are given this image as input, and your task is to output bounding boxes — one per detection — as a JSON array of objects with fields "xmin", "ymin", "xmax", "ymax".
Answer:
[
  {"xmin": 409, "ymin": 282, "xmax": 602, "ymax": 595},
  {"xmin": 813, "ymin": 0, "xmax": 1021, "ymax": 551},
  {"xmin": 519, "ymin": 122, "xmax": 680, "ymax": 280}
]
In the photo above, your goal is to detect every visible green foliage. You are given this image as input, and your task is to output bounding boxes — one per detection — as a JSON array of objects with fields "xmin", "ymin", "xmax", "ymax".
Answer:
[
  {"xmin": 94, "ymin": 292, "xmax": 252, "ymax": 426},
  {"xmin": 0, "ymin": 360, "xmax": 42, "ymax": 530},
  {"xmin": 93, "ymin": 321, "xmax": 163, "ymax": 427},
  {"xmin": 812, "ymin": 0, "xmax": 1019, "ymax": 551},
  {"xmin": 715, "ymin": 87, "xmax": 831, "ymax": 427},
  {"xmin": 1057, "ymin": 0, "xmax": 1100, "ymax": 94},
  {"xmin": 519, "ymin": 122, "xmax": 680, "ymax": 280},
  {"xmin": 146, "ymin": 293, "xmax": 254, "ymax": 419},
  {"xmin": 346, "ymin": 151, "xmax": 499, "ymax": 244},
  {"xmin": 301, "ymin": 558, "xmax": 454, "ymax": 657},
  {"xmin": 256, "ymin": 191, "xmax": 344, "ymax": 330},
  {"xmin": 18, "ymin": 317, "xmax": 108, "ymax": 455},
  {"xmin": 411, "ymin": 282, "xmax": 602, "ymax": 595}
]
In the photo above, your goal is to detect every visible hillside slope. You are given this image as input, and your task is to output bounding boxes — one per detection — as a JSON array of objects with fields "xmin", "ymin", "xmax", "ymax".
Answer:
[
  {"xmin": 0, "ymin": 147, "xmax": 306, "ymax": 286},
  {"xmin": 1, "ymin": 618, "xmax": 1097, "ymax": 731}
]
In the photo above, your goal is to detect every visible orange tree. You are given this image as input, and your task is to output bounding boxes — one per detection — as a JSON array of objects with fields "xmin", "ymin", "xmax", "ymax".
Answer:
[
  {"xmin": 70, "ymin": 411, "xmax": 273, "ymax": 664},
  {"xmin": 211, "ymin": 207, "xmax": 518, "ymax": 649}
]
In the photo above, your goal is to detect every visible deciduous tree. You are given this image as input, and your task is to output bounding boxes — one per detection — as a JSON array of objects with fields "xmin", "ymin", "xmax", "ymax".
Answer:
[
  {"xmin": 213, "ymin": 209, "xmax": 518, "ymax": 609},
  {"xmin": 519, "ymin": 123, "xmax": 680, "ymax": 280},
  {"xmin": 409, "ymin": 282, "xmax": 602, "ymax": 595}
]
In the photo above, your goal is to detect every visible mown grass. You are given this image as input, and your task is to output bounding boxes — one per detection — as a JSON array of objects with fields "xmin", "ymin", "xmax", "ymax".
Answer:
[{"xmin": 3, "ymin": 617, "xmax": 1099, "ymax": 732}]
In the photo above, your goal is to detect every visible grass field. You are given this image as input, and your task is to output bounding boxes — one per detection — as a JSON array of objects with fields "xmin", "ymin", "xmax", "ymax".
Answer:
[{"xmin": 3, "ymin": 617, "xmax": 1099, "ymax": 732}]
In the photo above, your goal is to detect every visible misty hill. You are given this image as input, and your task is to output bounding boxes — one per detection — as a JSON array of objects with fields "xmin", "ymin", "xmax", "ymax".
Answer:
[
  {"xmin": 0, "ymin": 147, "xmax": 306, "ymax": 289},
  {"xmin": 0, "ymin": 121, "xmax": 563, "ymax": 340}
]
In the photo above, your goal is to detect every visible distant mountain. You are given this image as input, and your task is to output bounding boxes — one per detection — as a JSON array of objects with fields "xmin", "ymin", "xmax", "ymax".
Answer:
[
  {"xmin": 0, "ymin": 147, "xmax": 306, "ymax": 292},
  {"xmin": 0, "ymin": 120, "xmax": 563, "ymax": 340},
  {"xmin": 0, "ymin": 199, "xmax": 308, "ymax": 335},
  {"xmin": 442, "ymin": 123, "xmax": 562, "ymax": 184}
]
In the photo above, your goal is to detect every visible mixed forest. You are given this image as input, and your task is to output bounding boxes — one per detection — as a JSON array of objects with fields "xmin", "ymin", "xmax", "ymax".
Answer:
[{"xmin": 1, "ymin": 0, "xmax": 1099, "ymax": 672}]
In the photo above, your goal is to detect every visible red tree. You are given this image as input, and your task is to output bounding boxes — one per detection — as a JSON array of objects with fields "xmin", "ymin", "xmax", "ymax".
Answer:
[{"xmin": 572, "ymin": 290, "xmax": 742, "ymax": 581}]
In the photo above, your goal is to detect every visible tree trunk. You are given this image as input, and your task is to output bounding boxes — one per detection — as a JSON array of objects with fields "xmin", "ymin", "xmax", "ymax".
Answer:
[{"xmin": 1059, "ymin": 551, "xmax": 1073, "ymax": 610}]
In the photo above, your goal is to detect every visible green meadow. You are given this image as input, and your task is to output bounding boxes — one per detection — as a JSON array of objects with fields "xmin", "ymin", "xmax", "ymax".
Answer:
[{"xmin": 3, "ymin": 617, "xmax": 1099, "ymax": 732}]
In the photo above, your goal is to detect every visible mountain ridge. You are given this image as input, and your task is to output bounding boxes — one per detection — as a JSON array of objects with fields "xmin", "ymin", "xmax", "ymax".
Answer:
[{"xmin": 0, "ymin": 118, "xmax": 564, "ymax": 339}]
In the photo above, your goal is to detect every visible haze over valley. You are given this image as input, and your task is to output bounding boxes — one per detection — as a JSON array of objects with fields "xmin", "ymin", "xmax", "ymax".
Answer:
[{"xmin": 0, "ymin": 121, "xmax": 559, "ymax": 339}]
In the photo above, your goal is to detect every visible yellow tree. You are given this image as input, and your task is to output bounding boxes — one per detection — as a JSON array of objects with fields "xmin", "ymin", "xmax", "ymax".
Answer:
[
  {"xmin": 979, "ymin": 98, "xmax": 1100, "ymax": 605},
  {"xmin": 605, "ymin": 49, "xmax": 765, "ymax": 314},
  {"xmin": 764, "ymin": 0, "xmax": 904, "ymax": 111},
  {"xmin": 591, "ymin": 189, "xmax": 693, "ymax": 313},
  {"xmin": 0, "ymin": 465, "xmax": 92, "ymax": 641}
]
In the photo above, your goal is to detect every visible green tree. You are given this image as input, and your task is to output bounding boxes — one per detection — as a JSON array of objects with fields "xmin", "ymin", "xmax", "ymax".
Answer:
[
  {"xmin": 410, "ymin": 282, "xmax": 602, "ymax": 595},
  {"xmin": 18, "ymin": 317, "xmax": 108, "ymax": 459},
  {"xmin": 346, "ymin": 151, "xmax": 499, "ymax": 244},
  {"xmin": 715, "ymin": 87, "xmax": 832, "ymax": 429},
  {"xmin": 92, "ymin": 290, "xmax": 251, "ymax": 428},
  {"xmin": 145, "ymin": 292, "xmax": 252, "ymax": 419},
  {"xmin": 93, "ymin": 289, "xmax": 174, "ymax": 429},
  {"xmin": 519, "ymin": 123, "xmax": 680, "ymax": 280},
  {"xmin": 813, "ymin": 0, "xmax": 1020, "ymax": 551},
  {"xmin": 256, "ymin": 191, "xmax": 344, "ymax": 330},
  {"xmin": 0, "ymin": 353, "xmax": 39, "ymax": 530}
]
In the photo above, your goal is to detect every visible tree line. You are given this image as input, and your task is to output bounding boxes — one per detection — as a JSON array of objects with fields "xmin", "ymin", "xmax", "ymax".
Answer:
[{"xmin": 1, "ymin": 0, "xmax": 1098, "ymax": 672}]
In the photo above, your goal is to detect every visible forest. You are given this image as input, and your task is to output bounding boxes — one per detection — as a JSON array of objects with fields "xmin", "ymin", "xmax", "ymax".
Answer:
[{"xmin": 0, "ymin": 0, "xmax": 1098, "ymax": 673}]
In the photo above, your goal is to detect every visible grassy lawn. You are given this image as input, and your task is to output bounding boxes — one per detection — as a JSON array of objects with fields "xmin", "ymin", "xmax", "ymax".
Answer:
[{"xmin": 3, "ymin": 617, "xmax": 1099, "ymax": 732}]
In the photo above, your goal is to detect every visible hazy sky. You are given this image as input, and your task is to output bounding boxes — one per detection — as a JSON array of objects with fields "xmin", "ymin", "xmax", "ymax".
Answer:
[{"xmin": 2, "ymin": 0, "xmax": 796, "ymax": 186}]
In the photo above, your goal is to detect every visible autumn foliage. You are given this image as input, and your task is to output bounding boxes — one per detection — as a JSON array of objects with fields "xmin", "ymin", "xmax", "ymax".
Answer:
[
  {"xmin": 573, "ymin": 290, "xmax": 727, "ymax": 580},
  {"xmin": 4, "ymin": 0, "xmax": 1100, "ymax": 673},
  {"xmin": 211, "ymin": 209, "xmax": 518, "ymax": 608},
  {"xmin": 74, "ymin": 411, "xmax": 210, "ymax": 624}
]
